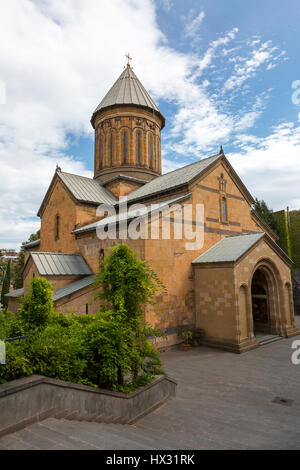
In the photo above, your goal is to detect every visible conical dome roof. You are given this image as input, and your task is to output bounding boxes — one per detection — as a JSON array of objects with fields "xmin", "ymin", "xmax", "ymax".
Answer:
[{"xmin": 91, "ymin": 65, "xmax": 165, "ymax": 128}]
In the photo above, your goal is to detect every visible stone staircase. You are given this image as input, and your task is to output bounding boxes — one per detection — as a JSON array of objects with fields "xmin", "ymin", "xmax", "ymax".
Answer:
[
  {"xmin": 255, "ymin": 332, "xmax": 283, "ymax": 346},
  {"xmin": 1, "ymin": 325, "xmax": 300, "ymax": 451},
  {"xmin": 0, "ymin": 416, "xmax": 191, "ymax": 450},
  {"xmin": 53, "ymin": 409, "xmax": 126, "ymax": 424}
]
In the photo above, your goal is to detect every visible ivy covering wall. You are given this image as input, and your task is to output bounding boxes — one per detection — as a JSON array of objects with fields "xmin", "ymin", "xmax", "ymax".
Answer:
[
  {"xmin": 289, "ymin": 210, "xmax": 300, "ymax": 268},
  {"xmin": 274, "ymin": 209, "xmax": 300, "ymax": 268}
]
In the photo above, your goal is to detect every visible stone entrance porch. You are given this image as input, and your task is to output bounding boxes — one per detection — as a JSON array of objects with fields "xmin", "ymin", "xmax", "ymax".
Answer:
[{"xmin": 193, "ymin": 233, "xmax": 299, "ymax": 353}]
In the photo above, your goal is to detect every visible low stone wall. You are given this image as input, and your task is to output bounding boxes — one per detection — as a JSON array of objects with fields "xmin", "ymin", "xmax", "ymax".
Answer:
[{"xmin": 0, "ymin": 374, "xmax": 176, "ymax": 437}]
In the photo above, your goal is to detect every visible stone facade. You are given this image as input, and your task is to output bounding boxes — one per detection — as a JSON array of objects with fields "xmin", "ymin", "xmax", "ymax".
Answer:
[
  {"xmin": 13, "ymin": 63, "xmax": 298, "ymax": 352},
  {"xmin": 55, "ymin": 286, "xmax": 99, "ymax": 316},
  {"xmin": 103, "ymin": 177, "xmax": 145, "ymax": 199},
  {"xmin": 194, "ymin": 237, "xmax": 298, "ymax": 353},
  {"xmin": 39, "ymin": 177, "xmax": 99, "ymax": 254},
  {"xmin": 93, "ymin": 105, "xmax": 163, "ymax": 183}
]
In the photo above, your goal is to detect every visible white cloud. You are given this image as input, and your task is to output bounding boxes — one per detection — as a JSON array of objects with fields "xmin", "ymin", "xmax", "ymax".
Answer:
[
  {"xmin": 229, "ymin": 122, "xmax": 300, "ymax": 210},
  {"xmin": 159, "ymin": 0, "xmax": 173, "ymax": 12},
  {"xmin": 0, "ymin": 0, "xmax": 173, "ymax": 248},
  {"xmin": 0, "ymin": 0, "xmax": 296, "ymax": 249},
  {"xmin": 194, "ymin": 28, "xmax": 239, "ymax": 76},
  {"xmin": 223, "ymin": 40, "xmax": 282, "ymax": 91},
  {"xmin": 184, "ymin": 11, "xmax": 205, "ymax": 39}
]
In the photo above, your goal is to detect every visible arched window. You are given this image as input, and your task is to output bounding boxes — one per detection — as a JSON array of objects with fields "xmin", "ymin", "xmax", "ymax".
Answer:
[
  {"xmin": 149, "ymin": 134, "xmax": 153, "ymax": 167},
  {"xmin": 123, "ymin": 131, "xmax": 127, "ymax": 164},
  {"xmin": 110, "ymin": 133, "xmax": 113, "ymax": 166},
  {"xmin": 137, "ymin": 131, "xmax": 141, "ymax": 165},
  {"xmin": 221, "ymin": 197, "xmax": 227, "ymax": 222},
  {"xmin": 55, "ymin": 214, "xmax": 60, "ymax": 240},
  {"xmin": 99, "ymin": 249, "xmax": 105, "ymax": 263},
  {"xmin": 99, "ymin": 135, "xmax": 103, "ymax": 169}
]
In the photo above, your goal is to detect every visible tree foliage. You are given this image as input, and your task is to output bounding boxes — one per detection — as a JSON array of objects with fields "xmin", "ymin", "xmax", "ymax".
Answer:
[
  {"xmin": 92, "ymin": 244, "xmax": 166, "ymax": 389},
  {"xmin": 13, "ymin": 229, "xmax": 40, "ymax": 289},
  {"xmin": 253, "ymin": 198, "xmax": 280, "ymax": 235},
  {"xmin": 94, "ymin": 244, "xmax": 166, "ymax": 328},
  {"xmin": 0, "ymin": 261, "xmax": 11, "ymax": 310},
  {"xmin": 18, "ymin": 277, "xmax": 55, "ymax": 331},
  {"xmin": 0, "ymin": 246, "xmax": 166, "ymax": 392}
]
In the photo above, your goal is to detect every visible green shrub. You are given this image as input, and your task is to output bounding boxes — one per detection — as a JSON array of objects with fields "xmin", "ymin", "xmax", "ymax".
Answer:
[
  {"xmin": 19, "ymin": 277, "xmax": 55, "ymax": 332},
  {"xmin": 0, "ymin": 261, "xmax": 11, "ymax": 310},
  {"xmin": 0, "ymin": 245, "xmax": 166, "ymax": 392},
  {"xmin": 93, "ymin": 244, "xmax": 166, "ymax": 389},
  {"xmin": 0, "ymin": 342, "xmax": 33, "ymax": 384},
  {"xmin": 81, "ymin": 313, "xmax": 140, "ymax": 390},
  {"xmin": 0, "ymin": 310, "xmax": 25, "ymax": 340},
  {"xmin": 21, "ymin": 322, "xmax": 94, "ymax": 386}
]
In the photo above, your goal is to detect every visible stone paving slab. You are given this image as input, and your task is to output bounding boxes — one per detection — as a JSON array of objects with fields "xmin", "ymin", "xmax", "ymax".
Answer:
[{"xmin": 1, "ymin": 319, "xmax": 300, "ymax": 450}]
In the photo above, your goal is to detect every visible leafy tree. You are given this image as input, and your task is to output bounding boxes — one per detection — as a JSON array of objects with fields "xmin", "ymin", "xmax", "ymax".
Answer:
[
  {"xmin": 0, "ymin": 261, "xmax": 11, "ymax": 310},
  {"xmin": 93, "ymin": 244, "xmax": 166, "ymax": 389},
  {"xmin": 19, "ymin": 277, "xmax": 55, "ymax": 331},
  {"xmin": 13, "ymin": 229, "xmax": 40, "ymax": 289},
  {"xmin": 28, "ymin": 230, "xmax": 40, "ymax": 243},
  {"xmin": 253, "ymin": 199, "xmax": 280, "ymax": 235},
  {"xmin": 14, "ymin": 249, "xmax": 25, "ymax": 289},
  {"xmin": 94, "ymin": 244, "xmax": 166, "ymax": 328}
]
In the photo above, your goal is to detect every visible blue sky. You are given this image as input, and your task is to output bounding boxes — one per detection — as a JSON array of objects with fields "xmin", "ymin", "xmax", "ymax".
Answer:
[{"xmin": 0, "ymin": 0, "xmax": 299, "ymax": 248}]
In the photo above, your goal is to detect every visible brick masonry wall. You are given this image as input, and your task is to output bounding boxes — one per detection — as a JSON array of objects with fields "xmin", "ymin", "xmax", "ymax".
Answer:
[
  {"xmin": 55, "ymin": 286, "xmax": 99, "ymax": 316},
  {"xmin": 39, "ymin": 177, "xmax": 99, "ymax": 254},
  {"xmin": 104, "ymin": 179, "xmax": 143, "ymax": 199},
  {"xmin": 93, "ymin": 105, "xmax": 163, "ymax": 183},
  {"xmin": 143, "ymin": 159, "xmax": 265, "ymax": 338}
]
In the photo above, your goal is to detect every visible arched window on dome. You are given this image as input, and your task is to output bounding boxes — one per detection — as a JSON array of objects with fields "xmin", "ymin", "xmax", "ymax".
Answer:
[
  {"xmin": 123, "ymin": 131, "xmax": 127, "ymax": 164},
  {"xmin": 149, "ymin": 134, "xmax": 153, "ymax": 167},
  {"xmin": 137, "ymin": 131, "xmax": 141, "ymax": 165},
  {"xmin": 110, "ymin": 133, "xmax": 113, "ymax": 166},
  {"xmin": 99, "ymin": 135, "xmax": 103, "ymax": 169}
]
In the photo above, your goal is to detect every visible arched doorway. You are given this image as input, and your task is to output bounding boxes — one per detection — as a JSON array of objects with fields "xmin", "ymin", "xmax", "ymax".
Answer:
[{"xmin": 251, "ymin": 268, "xmax": 270, "ymax": 334}]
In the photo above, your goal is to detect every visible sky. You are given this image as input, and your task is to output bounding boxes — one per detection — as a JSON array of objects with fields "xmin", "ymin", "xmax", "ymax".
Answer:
[{"xmin": 0, "ymin": 0, "xmax": 299, "ymax": 249}]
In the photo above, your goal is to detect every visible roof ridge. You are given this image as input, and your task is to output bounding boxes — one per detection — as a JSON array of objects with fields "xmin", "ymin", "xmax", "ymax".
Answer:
[
  {"xmin": 31, "ymin": 252, "xmax": 82, "ymax": 256},
  {"xmin": 224, "ymin": 232, "xmax": 263, "ymax": 239},
  {"xmin": 158, "ymin": 153, "xmax": 221, "ymax": 179},
  {"xmin": 58, "ymin": 170, "xmax": 117, "ymax": 198},
  {"xmin": 58, "ymin": 170, "xmax": 95, "ymax": 182}
]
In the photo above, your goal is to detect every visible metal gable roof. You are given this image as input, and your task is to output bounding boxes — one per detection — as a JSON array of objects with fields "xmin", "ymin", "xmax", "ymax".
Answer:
[
  {"xmin": 58, "ymin": 171, "xmax": 117, "ymax": 206},
  {"xmin": 23, "ymin": 239, "xmax": 40, "ymax": 250},
  {"xmin": 37, "ymin": 170, "xmax": 118, "ymax": 217},
  {"xmin": 53, "ymin": 275, "xmax": 95, "ymax": 302},
  {"xmin": 6, "ymin": 277, "xmax": 95, "ymax": 302},
  {"xmin": 192, "ymin": 233, "xmax": 265, "ymax": 264},
  {"xmin": 5, "ymin": 288, "xmax": 25, "ymax": 299},
  {"xmin": 72, "ymin": 193, "xmax": 191, "ymax": 235},
  {"xmin": 91, "ymin": 65, "xmax": 165, "ymax": 126},
  {"xmin": 125, "ymin": 153, "xmax": 222, "ymax": 203},
  {"xmin": 30, "ymin": 253, "xmax": 93, "ymax": 276}
]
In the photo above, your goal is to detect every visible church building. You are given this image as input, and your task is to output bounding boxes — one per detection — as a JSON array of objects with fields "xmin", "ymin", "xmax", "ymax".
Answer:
[{"xmin": 7, "ymin": 59, "xmax": 299, "ymax": 352}]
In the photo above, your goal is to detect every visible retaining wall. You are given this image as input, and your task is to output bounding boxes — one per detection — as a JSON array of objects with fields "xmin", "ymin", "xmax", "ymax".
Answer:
[{"xmin": 0, "ymin": 374, "xmax": 176, "ymax": 437}]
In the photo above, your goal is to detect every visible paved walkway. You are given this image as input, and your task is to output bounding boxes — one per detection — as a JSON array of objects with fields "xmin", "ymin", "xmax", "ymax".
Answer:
[{"xmin": 1, "ymin": 320, "xmax": 300, "ymax": 450}]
